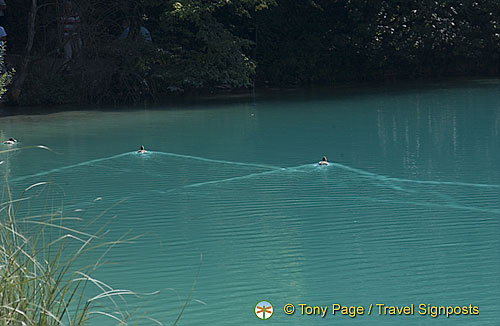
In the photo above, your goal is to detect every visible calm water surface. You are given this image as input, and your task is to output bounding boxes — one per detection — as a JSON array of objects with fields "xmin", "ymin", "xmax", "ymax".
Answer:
[{"xmin": 1, "ymin": 81, "xmax": 499, "ymax": 325}]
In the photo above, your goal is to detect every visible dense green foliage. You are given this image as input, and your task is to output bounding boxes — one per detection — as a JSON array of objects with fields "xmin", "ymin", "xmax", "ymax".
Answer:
[
  {"xmin": 3, "ymin": 0, "xmax": 499, "ymax": 105},
  {"xmin": 255, "ymin": 0, "xmax": 499, "ymax": 85},
  {"xmin": 0, "ymin": 44, "xmax": 13, "ymax": 100}
]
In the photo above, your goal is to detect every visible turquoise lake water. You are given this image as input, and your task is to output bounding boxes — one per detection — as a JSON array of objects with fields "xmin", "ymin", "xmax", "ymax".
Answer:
[{"xmin": 1, "ymin": 80, "xmax": 499, "ymax": 325}]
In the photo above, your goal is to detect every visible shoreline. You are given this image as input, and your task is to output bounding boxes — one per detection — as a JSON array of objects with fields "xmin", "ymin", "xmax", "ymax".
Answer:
[{"xmin": 1, "ymin": 76, "xmax": 498, "ymax": 118}]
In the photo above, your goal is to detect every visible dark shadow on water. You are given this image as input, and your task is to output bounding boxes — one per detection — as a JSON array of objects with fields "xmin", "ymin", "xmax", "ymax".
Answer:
[{"xmin": 1, "ymin": 77, "xmax": 498, "ymax": 117}]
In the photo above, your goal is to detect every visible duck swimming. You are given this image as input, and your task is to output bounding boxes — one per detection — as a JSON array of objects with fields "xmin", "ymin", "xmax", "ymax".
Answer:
[
  {"xmin": 318, "ymin": 156, "xmax": 329, "ymax": 166},
  {"xmin": 137, "ymin": 145, "xmax": 147, "ymax": 154},
  {"xmin": 3, "ymin": 138, "xmax": 17, "ymax": 145}
]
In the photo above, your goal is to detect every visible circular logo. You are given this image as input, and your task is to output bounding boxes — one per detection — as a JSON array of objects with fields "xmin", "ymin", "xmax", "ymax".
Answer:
[
  {"xmin": 284, "ymin": 303, "xmax": 295, "ymax": 315},
  {"xmin": 255, "ymin": 300, "xmax": 274, "ymax": 320}
]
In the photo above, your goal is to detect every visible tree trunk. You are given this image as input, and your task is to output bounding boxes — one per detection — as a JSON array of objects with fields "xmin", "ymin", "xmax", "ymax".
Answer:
[{"xmin": 8, "ymin": 0, "xmax": 37, "ymax": 105}]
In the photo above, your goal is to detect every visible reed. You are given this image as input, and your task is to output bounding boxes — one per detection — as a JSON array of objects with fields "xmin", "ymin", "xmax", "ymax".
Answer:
[{"xmin": 0, "ymin": 147, "xmax": 143, "ymax": 326}]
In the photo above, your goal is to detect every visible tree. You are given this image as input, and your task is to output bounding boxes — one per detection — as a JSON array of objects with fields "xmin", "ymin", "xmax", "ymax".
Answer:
[{"xmin": 3, "ymin": 0, "xmax": 499, "ymax": 105}]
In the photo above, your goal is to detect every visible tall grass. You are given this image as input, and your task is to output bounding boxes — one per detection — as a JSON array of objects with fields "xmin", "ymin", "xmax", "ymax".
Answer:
[{"xmin": 0, "ymin": 147, "xmax": 146, "ymax": 326}]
